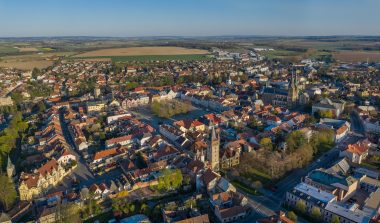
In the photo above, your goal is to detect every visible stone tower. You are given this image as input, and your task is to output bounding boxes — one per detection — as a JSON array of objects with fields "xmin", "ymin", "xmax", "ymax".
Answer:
[
  {"xmin": 6, "ymin": 155, "xmax": 15, "ymax": 178},
  {"xmin": 207, "ymin": 124, "xmax": 220, "ymax": 171},
  {"xmin": 94, "ymin": 87, "xmax": 101, "ymax": 99},
  {"xmin": 288, "ymin": 70, "xmax": 299, "ymax": 107}
]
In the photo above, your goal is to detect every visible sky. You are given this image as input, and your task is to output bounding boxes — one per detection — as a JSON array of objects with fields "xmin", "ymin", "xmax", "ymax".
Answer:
[{"xmin": 0, "ymin": 0, "xmax": 379, "ymax": 37}]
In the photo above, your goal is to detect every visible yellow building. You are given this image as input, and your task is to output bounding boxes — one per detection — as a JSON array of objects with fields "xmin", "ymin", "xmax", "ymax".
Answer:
[
  {"xmin": 86, "ymin": 101, "xmax": 106, "ymax": 113},
  {"xmin": 19, "ymin": 159, "xmax": 68, "ymax": 200},
  {"xmin": 220, "ymin": 147, "xmax": 241, "ymax": 169}
]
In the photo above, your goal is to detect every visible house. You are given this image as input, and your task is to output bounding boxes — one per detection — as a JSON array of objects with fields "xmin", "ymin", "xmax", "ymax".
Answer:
[
  {"xmin": 174, "ymin": 119, "xmax": 206, "ymax": 133},
  {"xmin": 57, "ymin": 149, "xmax": 76, "ymax": 165},
  {"xmin": 266, "ymin": 115, "xmax": 282, "ymax": 126},
  {"xmin": 153, "ymin": 145, "xmax": 180, "ymax": 162},
  {"xmin": 324, "ymin": 202, "xmax": 372, "ymax": 223},
  {"xmin": 38, "ymin": 206, "xmax": 58, "ymax": 223},
  {"xmin": 174, "ymin": 214, "xmax": 210, "ymax": 223},
  {"xmin": 19, "ymin": 159, "xmax": 69, "ymax": 200},
  {"xmin": 303, "ymin": 169, "xmax": 358, "ymax": 201},
  {"xmin": 286, "ymin": 183, "xmax": 337, "ymax": 216},
  {"xmin": 214, "ymin": 205, "xmax": 250, "ymax": 223},
  {"xmin": 75, "ymin": 138, "xmax": 88, "ymax": 151},
  {"xmin": 220, "ymin": 146, "xmax": 241, "ymax": 169},
  {"xmin": 312, "ymin": 98, "xmax": 345, "ymax": 118},
  {"xmin": 91, "ymin": 147, "xmax": 127, "ymax": 172},
  {"xmin": 339, "ymin": 139, "xmax": 370, "ymax": 164},
  {"xmin": 106, "ymin": 135, "xmax": 135, "ymax": 148},
  {"xmin": 318, "ymin": 118, "xmax": 350, "ymax": 142},
  {"xmin": 86, "ymin": 101, "xmax": 106, "ymax": 113},
  {"xmin": 159, "ymin": 124, "xmax": 185, "ymax": 142},
  {"xmin": 256, "ymin": 211, "xmax": 295, "ymax": 223},
  {"xmin": 0, "ymin": 97, "xmax": 14, "ymax": 107},
  {"xmin": 198, "ymin": 169, "xmax": 221, "ymax": 193}
]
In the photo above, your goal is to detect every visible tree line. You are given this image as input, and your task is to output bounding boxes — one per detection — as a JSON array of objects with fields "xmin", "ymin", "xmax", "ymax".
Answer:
[{"xmin": 233, "ymin": 129, "xmax": 335, "ymax": 183}]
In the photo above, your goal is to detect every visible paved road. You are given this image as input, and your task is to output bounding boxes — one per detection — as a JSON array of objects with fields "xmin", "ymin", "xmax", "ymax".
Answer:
[
  {"xmin": 58, "ymin": 110, "xmax": 95, "ymax": 188},
  {"xmin": 59, "ymin": 109, "xmax": 124, "ymax": 190},
  {"xmin": 350, "ymin": 110, "xmax": 365, "ymax": 135}
]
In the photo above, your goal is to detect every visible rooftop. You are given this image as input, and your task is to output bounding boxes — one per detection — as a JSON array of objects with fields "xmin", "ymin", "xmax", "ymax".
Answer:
[
  {"xmin": 293, "ymin": 182, "xmax": 336, "ymax": 204},
  {"xmin": 325, "ymin": 202, "xmax": 371, "ymax": 223}
]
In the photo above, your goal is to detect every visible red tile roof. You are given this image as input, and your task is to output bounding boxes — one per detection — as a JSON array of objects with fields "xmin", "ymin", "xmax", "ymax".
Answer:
[
  {"xmin": 106, "ymin": 134, "xmax": 133, "ymax": 145},
  {"xmin": 93, "ymin": 148, "xmax": 119, "ymax": 161},
  {"xmin": 37, "ymin": 159, "xmax": 59, "ymax": 178}
]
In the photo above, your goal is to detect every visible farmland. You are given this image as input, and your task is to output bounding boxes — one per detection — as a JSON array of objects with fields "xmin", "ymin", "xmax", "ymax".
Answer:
[
  {"xmin": 333, "ymin": 51, "xmax": 380, "ymax": 62},
  {"xmin": 74, "ymin": 46, "xmax": 209, "ymax": 57},
  {"xmin": 0, "ymin": 60, "xmax": 53, "ymax": 70},
  {"xmin": 16, "ymin": 47, "xmax": 39, "ymax": 52},
  {"xmin": 0, "ymin": 46, "xmax": 19, "ymax": 55},
  {"xmin": 76, "ymin": 54, "xmax": 212, "ymax": 62},
  {"xmin": 0, "ymin": 52, "xmax": 75, "ymax": 70}
]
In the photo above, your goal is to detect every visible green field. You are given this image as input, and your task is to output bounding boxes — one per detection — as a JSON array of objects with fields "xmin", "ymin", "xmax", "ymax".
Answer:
[
  {"xmin": 231, "ymin": 180, "xmax": 261, "ymax": 195},
  {"xmin": 0, "ymin": 46, "xmax": 19, "ymax": 55},
  {"xmin": 75, "ymin": 54, "xmax": 213, "ymax": 62},
  {"xmin": 261, "ymin": 49, "xmax": 303, "ymax": 59}
]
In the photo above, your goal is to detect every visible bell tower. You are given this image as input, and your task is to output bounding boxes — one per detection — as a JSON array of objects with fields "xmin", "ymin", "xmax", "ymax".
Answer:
[
  {"xmin": 288, "ymin": 69, "xmax": 299, "ymax": 107},
  {"xmin": 207, "ymin": 124, "xmax": 220, "ymax": 171}
]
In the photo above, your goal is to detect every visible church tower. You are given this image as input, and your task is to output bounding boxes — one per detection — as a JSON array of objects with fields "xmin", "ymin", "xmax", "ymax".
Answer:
[
  {"xmin": 6, "ymin": 155, "xmax": 15, "ymax": 178},
  {"xmin": 207, "ymin": 124, "xmax": 220, "ymax": 171},
  {"xmin": 288, "ymin": 70, "xmax": 299, "ymax": 107}
]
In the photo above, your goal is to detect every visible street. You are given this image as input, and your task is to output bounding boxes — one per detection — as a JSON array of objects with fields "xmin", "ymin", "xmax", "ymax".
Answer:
[
  {"xmin": 350, "ymin": 110, "xmax": 365, "ymax": 135},
  {"xmin": 58, "ymin": 109, "xmax": 123, "ymax": 190}
]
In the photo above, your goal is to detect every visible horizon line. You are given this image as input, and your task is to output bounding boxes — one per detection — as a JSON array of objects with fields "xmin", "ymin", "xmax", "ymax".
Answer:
[{"xmin": 1, "ymin": 34, "xmax": 380, "ymax": 39}]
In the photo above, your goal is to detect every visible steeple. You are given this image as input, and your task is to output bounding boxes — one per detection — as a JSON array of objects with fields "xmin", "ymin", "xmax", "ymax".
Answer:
[
  {"xmin": 207, "ymin": 122, "xmax": 220, "ymax": 171},
  {"xmin": 211, "ymin": 125, "xmax": 217, "ymax": 141},
  {"xmin": 288, "ymin": 68, "xmax": 299, "ymax": 107},
  {"xmin": 6, "ymin": 155, "xmax": 15, "ymax": 178}
]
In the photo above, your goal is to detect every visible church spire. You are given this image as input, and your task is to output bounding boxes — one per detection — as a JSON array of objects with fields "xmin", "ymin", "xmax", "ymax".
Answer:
[
  {"xmin": 7, "ymin": 155, "xmax": 15, "ymax": 178},
  {"xmin": 207, "ymin": 121, "xmax": 220, "ymax": 171}
]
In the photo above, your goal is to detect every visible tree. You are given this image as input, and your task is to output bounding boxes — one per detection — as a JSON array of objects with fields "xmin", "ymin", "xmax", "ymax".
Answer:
[
  {"xmin": 157, "ymin": 169, "xmax": 183, "ymax": 191},
  {"xmin": 140, "ymin": 203, "xmax": 151, "ymax": 216},
  {"xmin": 288, "ymin": 211, "xmax": 297, "ymax": 222},
  {"xmin": 316, "ymin": 110, "xmax": 334, "ymax": 119},
  {"xmin": 0, "ymin": 174, "xmax": 17, "ymax": 210},
  {"xmin": 10, "ymin": 92, "xmax": 23, "ymax": 106},
  {"xmin": 331, "ymin": 215, "xmax": 340, "ymax": 223},
  {"xmin": 31, "ymin": 68, "xmax": 41, "ymax": 79},
  {"xmin": 249, "ymin": 117, "xmax": 260, "ymax": 128},
  {"xmin": 285, "ymin": 130, "xmax": 305, "ymax": 153},
  {"xmin": 259, "ymin": 137, "xmax": 273, "ymax": 150},
  {"xmin": 56, "ymin": 202, "xmax": 81, "ymax": 223},
  {"xmin": 311, "ymin": 207, "xmax": 321, "ymax": 220},
  {"xmin": 37, "ymin": 101, "xmax": 46, "ymax": 113},
  {"xmin": 295, "ymin": 200, "xmax": 307, "ymax": 214}
]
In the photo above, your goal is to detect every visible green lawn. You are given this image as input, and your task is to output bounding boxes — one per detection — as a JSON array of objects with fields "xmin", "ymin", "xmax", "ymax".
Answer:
[
  {"xmin": 241, "ymin": 168, "xmax": 272, "ymax": 185},
  {"xmin": 37, "ymin": 47, "xmax": 54, "ymax": 52},
  {"xmin": 261, "ymin": 49, "xmax": 303, "ymax": 59},
  {"xmin": 75, "ymin": 54, "xmax": 213, "ymax": 62},
  {"xmin": 360, "ymin": 161, "xmax": 379, "ymax": 170},
  {"xmin": 231, "ymin": 180, "xmax": 261, "ymax": 195}
]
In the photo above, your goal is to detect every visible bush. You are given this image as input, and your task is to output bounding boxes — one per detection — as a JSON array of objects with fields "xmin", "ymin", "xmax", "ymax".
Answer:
[{"xmin": 288, "ymin": 211, "xmax": 297, "ymax": 222}]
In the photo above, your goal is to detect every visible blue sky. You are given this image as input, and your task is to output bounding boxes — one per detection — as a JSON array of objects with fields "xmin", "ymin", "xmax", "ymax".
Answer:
[{"xmin": 0, "ymin": 0, "xmax": 379, "ymax": 37}]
